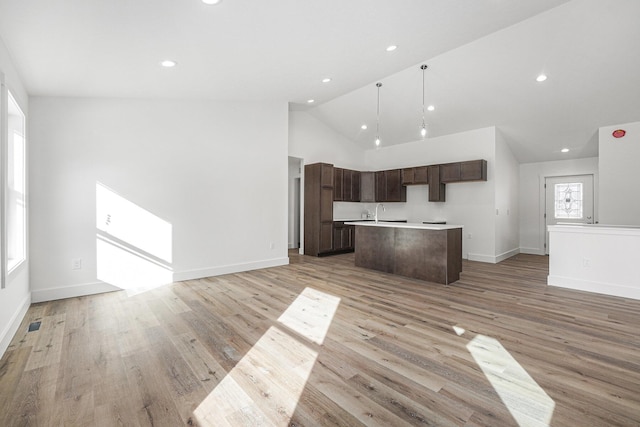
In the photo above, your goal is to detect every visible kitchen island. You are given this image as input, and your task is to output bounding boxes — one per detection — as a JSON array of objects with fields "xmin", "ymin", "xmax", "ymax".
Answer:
[{"xmin": 346, "ymin": 222, "xmax": 463, "ymax": 285}]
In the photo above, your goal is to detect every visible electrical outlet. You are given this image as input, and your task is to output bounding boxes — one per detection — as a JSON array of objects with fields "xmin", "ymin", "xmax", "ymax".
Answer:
[
  {"xmin": 72, "ymin": 258, "xmax": 82, "ymax": 270},
  {"xmin": 582, "ymin": 258, "xmax": 590, "ymax": 268},
  {"xmin": 468, "ymin": 233, "xmax": 472, "ymax": 239},
  {"xmin": 269, "ymin": 242, "xmax": 275, "ymax": 249}
]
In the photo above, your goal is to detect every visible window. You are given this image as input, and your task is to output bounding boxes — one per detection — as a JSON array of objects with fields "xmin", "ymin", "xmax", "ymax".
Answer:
[
  {"xmin": 554, "ymin": 182, "xmax": 583, "ymax": 219},
  {"xmin": 6, "ymin": 91, "xmax": 26, "ymax": 273}
]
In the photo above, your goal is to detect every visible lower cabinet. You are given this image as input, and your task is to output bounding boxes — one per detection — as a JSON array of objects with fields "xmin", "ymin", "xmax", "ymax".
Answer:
[{"xmin": 333, "ymin": 222, "xmax": 355, "ymax": 252}]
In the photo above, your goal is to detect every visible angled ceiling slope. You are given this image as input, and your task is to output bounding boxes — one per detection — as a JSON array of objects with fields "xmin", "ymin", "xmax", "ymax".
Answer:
[{"xmin": 307, "ymin": 0, "xmax": 640, "ymax": 163}]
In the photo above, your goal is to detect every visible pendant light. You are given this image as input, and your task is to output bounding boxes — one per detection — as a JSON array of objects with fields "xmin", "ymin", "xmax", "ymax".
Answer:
[
  {"xmin": 420, "ymin": 64, "xmax": 428, "ymax": 138},
  {"xmin": 375, "ymin": 82, "xmax": 382, "ymax": 146}
]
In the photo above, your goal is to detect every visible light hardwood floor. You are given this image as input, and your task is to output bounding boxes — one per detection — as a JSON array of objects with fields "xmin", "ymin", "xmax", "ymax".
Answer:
[{"xmin": 1, "ymin": 252, "xmax": 639, "ymax": 426}]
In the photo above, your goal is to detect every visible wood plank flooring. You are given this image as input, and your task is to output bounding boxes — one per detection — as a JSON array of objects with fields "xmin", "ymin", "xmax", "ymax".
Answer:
[{"xmin": 1, "ymin": 252, "xmax": 639, "ymax": 426}]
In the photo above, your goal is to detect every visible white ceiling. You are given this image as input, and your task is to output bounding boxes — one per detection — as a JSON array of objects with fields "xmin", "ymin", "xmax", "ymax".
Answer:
[{"xmin": 1, "ymin": 0, "xmax": 639, "ymax": 163}]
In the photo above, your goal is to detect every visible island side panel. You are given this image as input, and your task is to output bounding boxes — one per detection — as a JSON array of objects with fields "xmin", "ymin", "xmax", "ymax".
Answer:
[
  {"xmin": 395, "ymin": 228, "xmax": 448, "ymax": 284},
  {"xmin": 446, "ymin": 228, "xmax": 463, "ymax": 284},
  {"xmin": 354, "ymin": 226, "xmax": 395, "ymax": 274}
]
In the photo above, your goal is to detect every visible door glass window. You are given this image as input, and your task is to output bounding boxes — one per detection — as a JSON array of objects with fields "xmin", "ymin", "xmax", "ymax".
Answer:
[{"xmin": 554, "ymin": 183, "xmax": 583, "ymax": 219}]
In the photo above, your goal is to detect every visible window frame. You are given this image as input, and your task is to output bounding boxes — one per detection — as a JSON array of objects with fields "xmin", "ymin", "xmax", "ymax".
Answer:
[{"xmin": 0, "ymin": 73, "xmax": 28, "ymax": 288}]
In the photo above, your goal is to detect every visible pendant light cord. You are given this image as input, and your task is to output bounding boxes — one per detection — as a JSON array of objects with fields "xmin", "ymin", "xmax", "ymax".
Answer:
[
  {"xmin": 421, "ymin": 65, "xmax": 427, "ymax": 127},
  {"xmin": 376, "ymin": 82, "xmax": 382, "ymax": 144}
]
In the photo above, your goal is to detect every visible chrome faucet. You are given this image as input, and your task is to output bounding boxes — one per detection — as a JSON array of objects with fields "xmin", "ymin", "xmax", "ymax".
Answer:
[{"xmin": 374, "ymin": 203, "xmax": 385, "ymax": 223}]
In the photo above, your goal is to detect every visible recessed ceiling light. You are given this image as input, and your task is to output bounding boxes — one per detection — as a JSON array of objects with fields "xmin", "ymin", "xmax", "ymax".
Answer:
[
  {"xmin": 427, "ymin": 105, "xmax": 435, "ymax": 112},
  {"xmin": 160, "ymin": 60, "xmax": 177, "ymax": 68},
  {"xmin": 386, "ymin": 45, "xmax": 397, "ymax": 52},
  {"xmin": 322, "ymin": 78, "xmax": 331, "ymax": 83},
  {"xmin": 307, "ymin": 99, "xmax": 315, "ymax": 104},
  {"xmin": 361, "ymin": 124, "xmax": 368, "ymax": 130},
  {"xmin": 202, "ymin": 0, "xmax": 222, "ymax": 4},
  {"xmin": 536, "ymin": 74, "xmax": 547, "ymax": 82},
  {"xmin": 561, "ymin": 148, "xmax": 569, "ymax": 153}
]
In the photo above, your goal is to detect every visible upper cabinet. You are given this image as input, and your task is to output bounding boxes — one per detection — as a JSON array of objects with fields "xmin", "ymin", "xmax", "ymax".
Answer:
[
  {"xmin": 334, "ymin": 168, "xmax": 361, "ymax": 202},
  {"xmin": 307, "ymin": 160, "xmax": 485, "ymax": 215},
  {"xmin": 375, "ymin": 169, "xmax": 407, "ymax": 202},
  {"xmin": 333, "ymin": 167, "xmax": 344, "ymax": 200},
  {"xmin": 428, "ymin": 165, "xmax": 446, "ymax": 202},
  {"xmin": 360, "ymin": 172, "xmax": 376, "ymax": 203},
  {"xmin": 440, "ymin": 160, "xmax": 487, "ymax": 183},
  {"xmin": 401, "ymin": 166, "xmax": 428, "ymax": 185},
  {"xmin": 351, "ymin": 170, "xmax": 361, "ymax": 202}
]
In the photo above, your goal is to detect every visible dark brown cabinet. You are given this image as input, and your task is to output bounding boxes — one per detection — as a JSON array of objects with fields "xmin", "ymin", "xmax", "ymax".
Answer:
[
  {"xmin": 304, "ymin": 163, "xmax": 334, "ymax": 256},
  {"xmin": 333, "ymin": 168, "xmax": 344, "ymax": 200},
  {"xmin": 440, "ymin": 160, "xmax": 487, "ymax": 183},
  {"xmin": 375, "ymin": 171, "xmax": 386, "ymax": 202},
  {"xmin": 375, "ymin": 169, "xmax": 406, "ymax": 202},
  {"xmin": 428, "ymin": 165, "xmax": 445, "ymax": 202},
  {"xmin": 333, "ymin": 222, "xmax": 355, "ymax": 252},
  {"xmin": 440, "ymin": 163, "xmax": 461, "ymax": 183},
  {"xmin": 334, "ymin": 168, "xmax": 361, "ymax": 202},
  {"xmin": 460, "ymin": 160, "xmax": 487, "ymax": 181},
  {"xmin": 401, "ymin": 166, "xmax": 428, "ymax": 185},
  {"xmin": 360, "ymin": 172, "xmax": 376, "ymax": 202},
  {"xmin": 351, "ymin": 171, "xmax": 361, "ymax": 202}
]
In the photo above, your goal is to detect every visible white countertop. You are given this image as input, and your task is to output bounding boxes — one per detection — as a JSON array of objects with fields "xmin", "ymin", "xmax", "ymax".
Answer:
[
  {"xmin": 345, "ymin": 221, "xmax": 462, "ymax": 231},
  {"xmin": 334, "ymin": 218, "xmax": 407, "ymax": 222},
  {"xmin": 548, "ymin": 223, "xmax": 640, "ymax": 236}
]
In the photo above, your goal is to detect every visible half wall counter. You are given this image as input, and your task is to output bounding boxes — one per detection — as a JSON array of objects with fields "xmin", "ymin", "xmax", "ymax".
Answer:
[{"xmin": 548, "ymin": 224, "xmax": 640, "ymax": 300}]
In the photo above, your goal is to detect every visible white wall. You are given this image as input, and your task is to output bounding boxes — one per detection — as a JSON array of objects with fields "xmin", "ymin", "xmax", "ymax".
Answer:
[
  {"xmin": 29, "ymin": 97, "xmax": 289, "ymax": 302},
  {"xmin": 288, "ymin": 110, "xmax": 367, "ymax": 170},
  {"xmin": 0, "ymin": 36, "xmax": 31, "ymax": 358},
  {"xmin": 365, "ymin": 127, "xmax": 497, "ymax": 261},
  {"xmin": 519, "ymin": 157, "xmax": 598, "ymax": 254},
  {"xmin": 599, "ymin": 121, "xmax": 640, "ymax": 225},
  {"xmin": 494, "ymin": 129, "xmax": 520, "ymax": 261}
]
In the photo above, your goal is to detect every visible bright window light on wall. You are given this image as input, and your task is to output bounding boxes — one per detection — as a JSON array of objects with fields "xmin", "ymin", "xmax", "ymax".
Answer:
[
  {"xmin": 6, "ymin": 91, "xmax": 26, "ymax": 274},
  {"xmin": 96, "ymin": 182, "xmax": 173, "ymax": 296}
]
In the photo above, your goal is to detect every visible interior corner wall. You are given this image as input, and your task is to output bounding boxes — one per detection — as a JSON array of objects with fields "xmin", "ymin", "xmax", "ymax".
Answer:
[
  {"xmin": 29, "ymin": 97, "xmax": 289, "ymax": 303},
  {"xmin": 288, "ymin": 110, "xmax": 367, "ymax": 170},
  {"xmin": 519, "ymin": 157, "xmax": 599, "ymax": 254},
  {"xmin": 0, "ymin": 36, "xmax": 30, "ymax": 358},
  {"xmin": 364, "ymin": 127, "xmax": 497, "ymax": 262},
  {"xmin": 599, "ymin": 121, "xmax": 640, "ymax": 225},
  {"xmin": 494, "ymin": 129, "xmax": 520, "ymax": 261}
]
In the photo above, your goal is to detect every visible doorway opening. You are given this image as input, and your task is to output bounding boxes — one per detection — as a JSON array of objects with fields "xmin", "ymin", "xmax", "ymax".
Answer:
[{"xmin": 288, "ymin": 156, "xmax": 303, "ymax": 253}]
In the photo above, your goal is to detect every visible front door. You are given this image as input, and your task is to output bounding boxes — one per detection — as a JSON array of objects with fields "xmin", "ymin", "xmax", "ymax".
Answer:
[{"xmin": 545, "ymin": 175, "xmax": 594, "ymax": 254}]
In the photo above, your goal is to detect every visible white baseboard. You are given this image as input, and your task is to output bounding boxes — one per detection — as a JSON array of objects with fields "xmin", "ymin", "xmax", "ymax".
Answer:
[
  {"xmin": 30, "ymin": 257, "xmax": 291, "ymax": 303},
  {"xmin": 0, "ymin": 293, "xmax": 31, "ymax": 359},
  {"xmin": 520, "ymin": 247, "xmax": 545, "ymax": 255},
  {"xmin": 467, "ymin": 248, "xmax": 520, "ymax": 264},
  {"xmin": 31, "ymin": 282, "xmax": 121, "ymax": 303},
  {"xmin": 496, "ymin": 248, "xmax": 520, "ymax": 263},
  {"xmin": 467, "ymin": 253, "xmax": 498, "ymax": 263},
  {"xmin": 548, "ymin": 275, "xmax": 640, "ymax": 300},
  {"xmin": 173, "ymin": 257, "xmax": 290, "ymax": 282}
]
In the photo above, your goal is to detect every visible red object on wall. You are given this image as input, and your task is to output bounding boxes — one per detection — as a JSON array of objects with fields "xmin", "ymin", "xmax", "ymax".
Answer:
[{"xmin": 612, "ymin": 129, "xmax": 626, "ymax": 138}]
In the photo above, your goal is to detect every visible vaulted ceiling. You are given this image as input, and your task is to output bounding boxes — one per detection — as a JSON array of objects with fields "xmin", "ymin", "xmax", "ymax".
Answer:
[{"xmin": 1, "ymin": 0, "xmax": 638, "ymax": 163}]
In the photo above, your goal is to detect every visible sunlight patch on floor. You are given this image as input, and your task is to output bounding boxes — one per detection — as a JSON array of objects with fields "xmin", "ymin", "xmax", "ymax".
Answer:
[
  {"xmin": 466, "ymin": 334, "xmax": 555, "ymax": 427},
  {"xmin": 193, "ymin": 288, "xmax": 340, "ymax": 426},
  {"xmin": 277, "ymin": 287, "xmax": 341, "ymax": 345}
]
